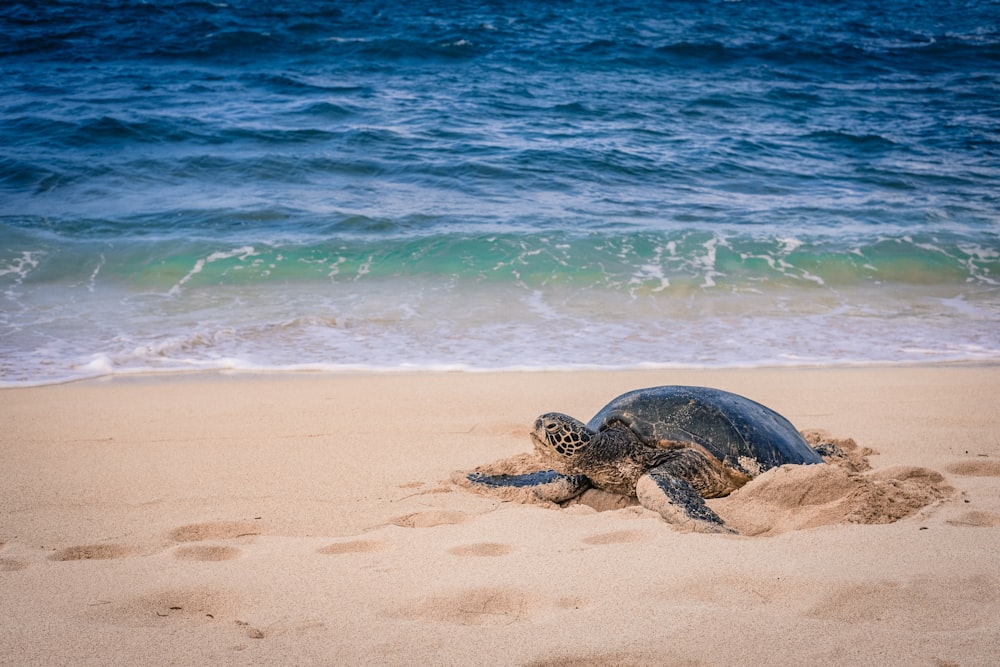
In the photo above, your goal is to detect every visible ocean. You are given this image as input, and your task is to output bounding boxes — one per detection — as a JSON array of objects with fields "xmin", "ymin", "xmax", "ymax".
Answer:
[{"xmin": 2, "ymin": 0, "xmax": 998, "ymax": 385}]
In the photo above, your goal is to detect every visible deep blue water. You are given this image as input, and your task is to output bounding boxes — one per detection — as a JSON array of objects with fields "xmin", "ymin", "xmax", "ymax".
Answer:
[{"xmin": 2, "ymin": 0, "xmax": 999, "ymax": 384}]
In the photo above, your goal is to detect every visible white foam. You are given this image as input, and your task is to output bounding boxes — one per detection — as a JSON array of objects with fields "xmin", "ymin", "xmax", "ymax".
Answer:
[
  {"xmin": 3, "ymin": 266, "xmax": 1000, "ymax": 387},
  {"xmin": 354, "ymin": 255, "xmax": 373, "ymax": 280},
  {"xmin": 86, "ymin": 254, "xmax": 106, "ymax": 293},
  {"xmin": 956, "ymin": 242, "xmax": 1000, "ymax": 286},
  {"xmin": 1, "ymin": 251, "xmax": 42, "ymax": 299},
  {"xmin": 323, "ymin": 36, "xmax": 371, "ymax": 44},
  {"xmin": 168, "ymin": 246, "xmax": 257, "ymax": 296},
  {"xmin": 777, "ymin": 236, "xmax": 804, "ymax": 253},
  {"xmin": 74, "ymin": 353, "xmax": 115, "ymax": 375},
  {"xmin": 698, "ymin": 236, "xmax": 725, "ymax": 288},
  {"xmin": 326, "ymin": 256, "xmax": 347, "ymax": 277},
  {"xmin": 627, "ymin": 243, "xmax": 670, "ymax": 293}
]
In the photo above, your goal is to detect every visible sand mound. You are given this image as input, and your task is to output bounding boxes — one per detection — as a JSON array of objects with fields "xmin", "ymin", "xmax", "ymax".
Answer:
[
  {"xmin": 714, "ymin": 433, "xmax": 952, "ymax": 535},
  {"xmin": 800, "ymin": 430, "xmax": 874, "ymax": 472},
  {"xmin": 455, "ymin": 433, "xmax": 954, "ymax": 536},
  {"xmin": 713, "ymin": 464, "xmax": 953, "ymax": 536}
]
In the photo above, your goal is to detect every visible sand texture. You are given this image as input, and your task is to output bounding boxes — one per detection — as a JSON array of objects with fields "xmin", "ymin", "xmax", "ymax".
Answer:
[{"xmin": 1, "ymin": 367, "xmax": 999, "ymax": 665}]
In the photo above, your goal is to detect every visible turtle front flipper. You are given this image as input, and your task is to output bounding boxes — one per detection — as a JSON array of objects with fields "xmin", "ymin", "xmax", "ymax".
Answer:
[
  {"xmin": 464, "ymin": 470, "xmax": 589, "ymax": 503},
  {"xmin": 636, "ymin": 454, "xmax": 735, "ymax": 534}
]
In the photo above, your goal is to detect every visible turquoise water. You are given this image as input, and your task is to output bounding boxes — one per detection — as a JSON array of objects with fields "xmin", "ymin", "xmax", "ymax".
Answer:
[{"xmin": 2, "ymin": 1, "xmax": 999, "ymax": 384}]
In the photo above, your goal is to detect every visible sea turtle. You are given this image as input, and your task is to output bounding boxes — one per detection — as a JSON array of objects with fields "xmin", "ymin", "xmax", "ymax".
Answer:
[{"xmin": 465, "ymin": 386, "xmax": 824, "ymax": 532}]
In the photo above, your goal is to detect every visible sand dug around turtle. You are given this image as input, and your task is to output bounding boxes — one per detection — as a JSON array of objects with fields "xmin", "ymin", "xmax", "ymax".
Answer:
[{"xmin": 453, "ymin": 432, "xmax": 955, "ymax": 536}]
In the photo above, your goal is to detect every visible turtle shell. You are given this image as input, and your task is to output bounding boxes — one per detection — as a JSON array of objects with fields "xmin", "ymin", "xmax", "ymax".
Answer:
[{"xmin": 586, "ymin": 386, "xmax": 821, "ymax": 475}]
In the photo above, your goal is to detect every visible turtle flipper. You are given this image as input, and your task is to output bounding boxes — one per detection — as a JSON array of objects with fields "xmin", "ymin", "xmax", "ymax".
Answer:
[
  {"xmin": 636, "ymin": 465, "xmax": 733, "ymax": 534},
  {"xmin": 465, "ymin": 470, "xmax": 589, "ymax": 503}
]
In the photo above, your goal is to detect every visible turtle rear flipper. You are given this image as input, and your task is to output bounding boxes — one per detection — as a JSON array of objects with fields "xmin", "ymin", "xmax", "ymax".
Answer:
[
  {"xmin": 465, "ymin": 470, "xmax": 589, "ymax": 503},
  {"xmin": 636, "ymin": 457, "xmax": 735, "ymax": 534}
]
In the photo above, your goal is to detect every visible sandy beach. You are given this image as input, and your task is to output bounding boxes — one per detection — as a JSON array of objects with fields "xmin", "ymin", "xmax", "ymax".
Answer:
[{"xmin": 1, "ymin": 365, "xmax": 998, "ymax": 666}]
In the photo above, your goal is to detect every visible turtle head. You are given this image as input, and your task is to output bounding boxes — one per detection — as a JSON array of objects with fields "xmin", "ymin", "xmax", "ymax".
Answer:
[{"xmin": 532, "ymin": 412, "xmax": 594, "ymax": 460}]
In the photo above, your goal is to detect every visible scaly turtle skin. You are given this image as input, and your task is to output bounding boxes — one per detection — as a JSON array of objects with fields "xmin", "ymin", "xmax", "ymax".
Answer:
[{"xmin": 466, "ymin": 386, "xmax": 823, "ymax": 532}]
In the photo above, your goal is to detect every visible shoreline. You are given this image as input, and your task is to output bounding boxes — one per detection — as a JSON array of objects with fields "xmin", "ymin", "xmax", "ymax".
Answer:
[
  {"xmin": 5, "ymin": 356, "xmax": 1000, "ymax": 390},
  {"xmin": 3, "ymin": 364, "xmax": 999, "ymax": 665}
]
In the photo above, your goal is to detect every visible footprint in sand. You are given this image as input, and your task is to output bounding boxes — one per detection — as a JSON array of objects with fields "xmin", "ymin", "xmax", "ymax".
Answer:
[
  {"xmin": 174, "ymin": 545, "xmax": 242, "ymax": 561},
  {"xmin": 168, "ymin": 521, "xmax": 260, "ymax": 543},
  {"xmin": 389, "ymin": 510, "xmax": 469, "ymax": 528},
  {"xmin": 806, "ymin": 575, "xmax": 1000, "ymax": 632},
  {"xmin": 946, "ymin": 511, "xmax": 1000, "ymax": 528},
  {"xmin": 317, "ymin": 539, "xmax": 392, "ymax": 555},
  {"xmin": 582, "ymin": 530, "xmax": 655, "ymax": 546},
  {"xmin": 396, "ymin": 586, "xmax": 539, "ymax": 626},
  {"xmin": 945, "ymin": 459, "xmax": 1000, "ymax": 477},
  {"xmin": 447, "ymin": 542, "xmax": 516, "ymax": 557},
  {"xmin": 1, "ymin": 558, "xmax": 30, "ymax": 572},
  {"xmin": 525, "ymin": 651, "xmax": 689, "ymax": 667},
  {"xmin": 396, "ymin": 587, "xmax": 593, "ymax": 627},
  {"xmin": 0, "ymin": 543, "xmax": 29, "ymax": 571},
  {"xmin": 88, "ymin": 586, "xmax": 245, "ymax": 626},
  {"xmin": 50, "ymin": 544, "xmax": 136, "ymax": 561},
  {"xmin": 554, "ymin": 595, "xmax": 592, "ymax": 610}
]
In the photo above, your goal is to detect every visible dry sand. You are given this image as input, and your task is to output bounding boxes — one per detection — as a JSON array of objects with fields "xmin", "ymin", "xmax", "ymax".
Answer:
[{"xmin": 1, "ymin": 366, "xmax": 998, "ymax": 666}]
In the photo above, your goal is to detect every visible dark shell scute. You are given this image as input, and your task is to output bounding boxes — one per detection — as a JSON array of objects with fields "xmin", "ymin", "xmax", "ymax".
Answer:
[{"xmin": 586, "ymin": 386, "xmax": 821, "ymax": 474}]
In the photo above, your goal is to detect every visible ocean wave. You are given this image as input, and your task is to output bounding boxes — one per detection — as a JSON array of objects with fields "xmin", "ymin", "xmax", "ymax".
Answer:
[
  {"xmin": 3, "ymin": 276, "xmax": 999, "ymax": 387},
  {"xmin": 3, "ymin": 226, "xmax": 999, "ymax": 385},
  {"xmin": 805, "ymin": 130, "xmax": 898, "ymax": 152},
  {"xmin": 4, "ymin": 225, "xmax": 997, "ymax": 294},
  {"xmin": 7, "ymin": 0, "xmax": 997, "ymax": 69}
]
